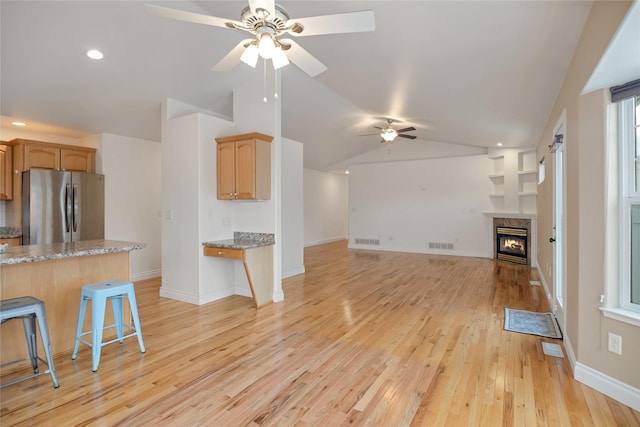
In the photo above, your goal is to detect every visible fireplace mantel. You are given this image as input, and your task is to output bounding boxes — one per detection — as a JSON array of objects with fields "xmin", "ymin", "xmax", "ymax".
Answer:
[{"xmin": 483, "ymin": 211, "xmax": 537, "ymax": 220}]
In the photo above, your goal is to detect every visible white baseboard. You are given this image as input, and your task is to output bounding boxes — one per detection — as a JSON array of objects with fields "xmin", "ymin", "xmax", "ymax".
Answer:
[
  {"xmin": 304, "ymin": 236, "xmax": 348, "ymax": 247},
  {"xmin": 574, "ymin": 362, "xmax": 640, "ymax": 411},
  {"xmin": 131, "ymin": 269, "xmax": 161, "ymax": 282},
  {"xmin": 563, "ymin": 333, "xmax": 577, "ymax": 372},
  {"xmin": 159, "ymin": 287, "xmax": 200, "ymax": 305}
]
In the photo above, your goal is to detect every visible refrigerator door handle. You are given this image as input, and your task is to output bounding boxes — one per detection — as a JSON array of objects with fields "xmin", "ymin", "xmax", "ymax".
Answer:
[
  {"xmin": 72, "ymin": 183, "xmax": 79, "ymax": 232},
  {"xmin": 65, "ymin": 183, "xmax": 72, "ymax": 233}
]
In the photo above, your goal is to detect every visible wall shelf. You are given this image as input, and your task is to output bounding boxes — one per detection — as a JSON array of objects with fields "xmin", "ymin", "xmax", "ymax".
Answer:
[{"xmin": 488, "ymin": 148, "xmax": 538, "ymax": 215}]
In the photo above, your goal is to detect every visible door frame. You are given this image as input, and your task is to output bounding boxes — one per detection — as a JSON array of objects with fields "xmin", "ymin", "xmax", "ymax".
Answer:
[{"xmin": 550, "ymin": 110, "xmax": 567, "ymax": 334}]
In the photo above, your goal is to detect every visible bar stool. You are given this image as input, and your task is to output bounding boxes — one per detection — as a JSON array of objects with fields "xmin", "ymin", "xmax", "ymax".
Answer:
[
  {"xmin": 0, "ymin": 296, "xmax": 60, "ymax": 388},
  {"xmin": 72, "ymin": 280, "xmax": 145, "ymax": 372}
]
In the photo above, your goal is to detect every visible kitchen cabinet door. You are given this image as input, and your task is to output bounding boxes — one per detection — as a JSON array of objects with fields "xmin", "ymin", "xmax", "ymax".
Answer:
[
  {"xmin": 24, "ymin": 144, "xmax": 60, "ymax": 170},
  {"xmin": 61, "ymin": 148, "xmax": 95, "ymax": 172},
  {"xmin": 217, "ymin": 141, "xmax": 236, "ymax": 200},
  {"xmin": 0, "ymin": 144, "xmax": 12, "ymax": 200},
  {"xmin": 235, "ymin": 139, "xmax": 257, "ymax": 199}
]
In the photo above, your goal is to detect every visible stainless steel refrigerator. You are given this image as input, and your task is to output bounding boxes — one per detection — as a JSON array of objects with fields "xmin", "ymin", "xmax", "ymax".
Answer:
[{"xmin": 22, "ymin": 170, "xmax": 105, "ymax": 245}]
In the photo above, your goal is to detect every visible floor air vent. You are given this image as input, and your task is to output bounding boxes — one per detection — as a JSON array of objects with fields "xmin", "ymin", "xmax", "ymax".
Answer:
[
  {"xmin": 429, "ymin": 242, "xmax": 454, "ymax": 250},
  {"xmin": 355, "ymin": 238, "xmax": 380, "ymax": 246}
]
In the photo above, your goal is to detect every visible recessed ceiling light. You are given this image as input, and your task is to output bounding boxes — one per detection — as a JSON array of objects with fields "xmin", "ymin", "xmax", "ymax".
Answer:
[
  {"xmin": 345, "ymin": 170, "xmax": 350, "ymax": 175},
  {"xmin": 496, "ymin": 142, "xmax": 503, "ymax": 147},
  {"xmin": 87, "ymin": 49, "xmax": 104, "ymax": 60},
  {"xmin": 11, "ymin": 121, "xmax": 26, "ymax": 127}
]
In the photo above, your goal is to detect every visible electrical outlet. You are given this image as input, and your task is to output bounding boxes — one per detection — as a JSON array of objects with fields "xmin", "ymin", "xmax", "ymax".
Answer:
[{"xmin": 608, "ymin": 333, "xmax": 622, "ymax": 355}]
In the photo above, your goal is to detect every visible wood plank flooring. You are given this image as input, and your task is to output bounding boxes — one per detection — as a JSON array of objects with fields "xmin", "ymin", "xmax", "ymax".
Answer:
[{"xmin": 1, "ymin": 240, "xmax": 638, "ymax": 426}]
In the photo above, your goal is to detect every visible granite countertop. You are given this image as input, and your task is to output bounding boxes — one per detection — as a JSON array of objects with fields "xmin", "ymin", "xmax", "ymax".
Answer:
[
  {"xmin": 0, "ymin": 227, "xmax": 21, "ymax": 239},
  {"xmin": 202, "ymin": 232, "xmax": 275, "ymax": 250},
  {"xmin": 0, "ymin": 240, "xmax": 145, "ymax": 265}
]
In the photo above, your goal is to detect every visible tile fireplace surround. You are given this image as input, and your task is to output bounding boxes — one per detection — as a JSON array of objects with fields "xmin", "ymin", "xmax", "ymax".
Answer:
[{"xmin": 493, "ymin": 217, "xmax": 532, "ymax": 266}]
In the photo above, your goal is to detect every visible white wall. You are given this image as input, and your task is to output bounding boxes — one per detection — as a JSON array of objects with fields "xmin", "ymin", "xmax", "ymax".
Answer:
[
  {"xmin": 349, "ymin": 155, "xmax": 494, "ymax": 257},
  {"xmin": 101, "ymin": 133, "xmax": 162, "ymax": 281},
  {"xmin": 303, "ymin": 168, "xmax": 349, "ymax": 246},
  {"xmin": 160, "ymin": 106, "xmax": 237, "ymax": 304},
  {"xmin": 282, "ymin": 138, "xmax": 304, "ymax": 278}
]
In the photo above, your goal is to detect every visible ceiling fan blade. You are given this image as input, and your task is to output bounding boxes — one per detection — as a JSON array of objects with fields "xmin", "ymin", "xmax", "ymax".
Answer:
[
  {"xmin": 359, "ymin": 133, "xmax": 380, "ymax": 136},
  {"xmin": 396, "ymin": 127, "xmax": 416, "ymax": 133},
  {"xmin": 145, "ymin": 4, "xmax": 241, "ymax": 29},
  {"xmin": 398, "ymin": 134, "xmax": 417, "ymax": 140},
  {"xmin": 287, "ymin": 10, "xmax": 375, "ymax": 37},
  {"xmin": 280, "ymin": 39, "xmax": 327, "ymax": 77},
  {"xmin": 212, "ymin": 39, "xmax": 253, "ymax": 71},
  {"xmin": 248, "ymin": 0, "xmax": 275, "ymax": 19}
]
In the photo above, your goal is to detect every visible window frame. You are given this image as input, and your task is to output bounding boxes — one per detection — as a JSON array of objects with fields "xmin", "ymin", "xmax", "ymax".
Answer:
[{"xmin": 619, "ymin": 95, "xmax": 640, "ymax": 313}]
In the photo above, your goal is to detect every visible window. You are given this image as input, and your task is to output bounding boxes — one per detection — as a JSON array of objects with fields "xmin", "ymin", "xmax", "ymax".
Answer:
[{"xmin": 620, "ymin": 95, "xmax": 640, "ymax": 312}]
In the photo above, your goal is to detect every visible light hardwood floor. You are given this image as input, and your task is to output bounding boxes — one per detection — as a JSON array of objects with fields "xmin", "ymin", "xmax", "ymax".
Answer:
[{"xmin": 1, "ymin": 240, "xmax": 639, "ymax": 426}]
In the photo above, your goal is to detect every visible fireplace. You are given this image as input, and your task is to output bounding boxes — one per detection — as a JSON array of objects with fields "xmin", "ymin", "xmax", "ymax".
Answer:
[{"xmin": 496, "ymin": 226, "xmax": 528, "ymax": 265}]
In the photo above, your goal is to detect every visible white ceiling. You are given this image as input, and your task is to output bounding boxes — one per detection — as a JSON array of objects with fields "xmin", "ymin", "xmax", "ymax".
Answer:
[{"xmin": 0, "ymin": 1, "xmax": 597, "ymax": 171}]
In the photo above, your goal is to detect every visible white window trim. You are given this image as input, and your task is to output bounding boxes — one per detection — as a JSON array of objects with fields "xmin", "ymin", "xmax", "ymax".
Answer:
[
  {"xmin": 620, "ymin": 97, "xmax": 640, "ymax": 313},
  {"xmin": 603, "ymin": 96, "xmax": 640, "ymax": 326}
]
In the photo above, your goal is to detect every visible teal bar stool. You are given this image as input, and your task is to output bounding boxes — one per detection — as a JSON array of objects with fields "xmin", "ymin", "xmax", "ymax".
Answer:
[
  {"xmin": 72, "ymin": 280, "xmax": 145, "ymax": 372},
  {"xmin": 0, "ymin": 296, "xmax": 59, "ymax": 388}
]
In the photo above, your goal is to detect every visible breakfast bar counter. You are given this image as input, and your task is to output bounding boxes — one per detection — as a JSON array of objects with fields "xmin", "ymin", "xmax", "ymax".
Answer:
[{"xmin": 0, "ymin": 240, "xmax": 144, "ymax": 364}]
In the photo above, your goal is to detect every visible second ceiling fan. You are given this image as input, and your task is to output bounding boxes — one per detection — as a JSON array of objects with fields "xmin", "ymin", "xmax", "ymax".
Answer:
[
  {"xmin": 146, "ymin": 0, "xmax": 375, "ymax": 77},
  {"xmin": 362, "ymin": 118, "xmax": 417, "ymax": 143}
]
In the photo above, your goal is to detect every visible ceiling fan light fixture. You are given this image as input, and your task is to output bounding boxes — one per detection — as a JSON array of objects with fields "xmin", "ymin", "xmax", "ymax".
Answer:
[
  {"xmin": 258, "ymin": 33, "xmax": 276, "ymax": 59},
  {"xmin": 272, "ymin": 47, "xmax": 289, "ymax": 69},
  {"xmin": 240, "ymin": 43, "xmax": 259, "ymax": 67},
  {"xmin": 381, "ymin": 128, "xmax": 397, "ymax": 142}
]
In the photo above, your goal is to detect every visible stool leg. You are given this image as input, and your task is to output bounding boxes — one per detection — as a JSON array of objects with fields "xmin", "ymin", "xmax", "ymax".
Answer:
[
  {"xmin": 21, "ymin": 315, "xmax": 39, "ymax": 373},
  {"xmin": 72, "ymin": 295, "xmax": 89, "ymax": 360},
  {"xmin": 111, "ymin": 295, "xmax": 124, "ymax": 343},
  {"xmin": 35, "ymin": 304, "xmax": 59, "ymax": 388},
  {"xmin": 126, "ymin": 290, "xmax": 145, "ymax": 353},
  {"xmin": 91, "ymin": 295, "xmax": 107, "ymax": 372}
]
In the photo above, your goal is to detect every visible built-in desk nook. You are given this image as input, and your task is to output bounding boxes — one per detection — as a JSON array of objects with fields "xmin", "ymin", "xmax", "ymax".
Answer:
[
  {"xmin": 0, "ymin": 240, "xmax": 144, "ymax": 365},
  {"xmin": 203, "ymin": 232, "xmax": 274, "ymax": 307}
]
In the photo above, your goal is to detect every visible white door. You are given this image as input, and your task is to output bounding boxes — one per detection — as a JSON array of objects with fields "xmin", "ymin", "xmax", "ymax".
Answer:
[{"xmin": 551, "ymin": 117, "xmax": 566, "ymax": 334}]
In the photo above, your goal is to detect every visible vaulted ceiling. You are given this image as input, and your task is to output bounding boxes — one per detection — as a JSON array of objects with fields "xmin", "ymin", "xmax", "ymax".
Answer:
[{"xmin": 1, "ymin": 1, "xmax": 596, "ymax": 171}]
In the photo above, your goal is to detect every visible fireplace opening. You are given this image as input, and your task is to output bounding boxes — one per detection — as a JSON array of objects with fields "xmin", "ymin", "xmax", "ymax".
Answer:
[{"xmin": 496, "ymin": 226, "xmax": 528, "ymax": 265}]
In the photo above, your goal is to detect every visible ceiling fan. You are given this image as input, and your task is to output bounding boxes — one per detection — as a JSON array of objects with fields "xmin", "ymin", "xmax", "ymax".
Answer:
[
  {"xmin": 362, "ymin": 118, "xmax": 417, "ymax": 143},
  {"xmin": 146, "ymin": 0, "xmax": 375, "ymax": 77}
]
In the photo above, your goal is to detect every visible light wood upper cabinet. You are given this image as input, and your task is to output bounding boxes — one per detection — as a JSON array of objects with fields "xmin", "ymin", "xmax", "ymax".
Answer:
[
  {"xmin": 24, "ymin": 144, "xmax": 61, "ymax": 170},
  {"xmin": 0, "ymin": 143, "xmax": 13, "ymax": 200},
  {"xmin": 12, "ymin": 139, "xmax": 96, "ymax": 173},
  {"xmin": 215, "ymin": 132, "xmax": 273, "ymax": 200},
  {"xmin": 60, "ymin": 148, "xmax": 95, "ymax": 172}
]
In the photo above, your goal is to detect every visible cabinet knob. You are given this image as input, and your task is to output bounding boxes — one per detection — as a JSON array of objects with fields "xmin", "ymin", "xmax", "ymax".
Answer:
[{"xmin": 218, "ymin": 251, "xmax": 224, "ymax": 255}]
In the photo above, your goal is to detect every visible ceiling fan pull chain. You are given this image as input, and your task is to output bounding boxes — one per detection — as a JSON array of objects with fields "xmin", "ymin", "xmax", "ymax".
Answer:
[{"xmin": 263, "ymin": 58, "xmax": 268, "ymax": 103}]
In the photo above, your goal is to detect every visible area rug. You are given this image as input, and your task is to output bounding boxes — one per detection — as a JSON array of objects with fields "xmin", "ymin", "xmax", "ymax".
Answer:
[{"xmin": 504, "ymin": 308, "xmax": 562, "ymax": 339}]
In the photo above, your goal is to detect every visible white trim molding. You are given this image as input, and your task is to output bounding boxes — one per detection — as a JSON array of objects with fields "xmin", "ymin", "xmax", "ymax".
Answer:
[
  {"xmin": 574, "ymin": 362, "xmax": 640, "ymax": 411},
  {"xmin": 600, "ymin": 307, "xmax": 640, "ymax": 327}
]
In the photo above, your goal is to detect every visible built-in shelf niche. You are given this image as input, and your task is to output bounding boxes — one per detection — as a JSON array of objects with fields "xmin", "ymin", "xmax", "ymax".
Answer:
[{"xmin": 488, "ymin": 148, "xmax": 537, "ymax": 214}]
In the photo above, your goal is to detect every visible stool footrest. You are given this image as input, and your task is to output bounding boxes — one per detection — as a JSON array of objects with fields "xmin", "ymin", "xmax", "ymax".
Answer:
[
  {"xmin": 0, "ymin": 367, "xmax": 56, "ymax": 389},
  {"xmin": 0, "ymin": 355, "xmax": 49, "ymax": 370}
]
